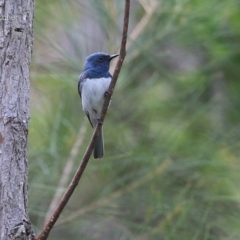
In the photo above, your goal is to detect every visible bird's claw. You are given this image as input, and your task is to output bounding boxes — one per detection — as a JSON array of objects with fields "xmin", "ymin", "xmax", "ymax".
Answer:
[
  {"xmin": 97, "ymin": 119, "xmax": 103, "ymax": 125},
  {"xmin": 104, "ymin": 91, "xmax": 110, "ymax": 97}
]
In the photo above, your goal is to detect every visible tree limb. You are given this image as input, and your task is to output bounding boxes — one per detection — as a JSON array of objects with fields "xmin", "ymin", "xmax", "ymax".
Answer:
[{"xmin": 36, "ymin": 1, "xmax": 130, "ymax": 239}]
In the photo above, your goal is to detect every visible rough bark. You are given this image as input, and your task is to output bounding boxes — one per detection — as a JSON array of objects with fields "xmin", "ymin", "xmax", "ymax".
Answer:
[{"xmin": 0, "ymin": 0, "xmax": 35, "ymax": 239}]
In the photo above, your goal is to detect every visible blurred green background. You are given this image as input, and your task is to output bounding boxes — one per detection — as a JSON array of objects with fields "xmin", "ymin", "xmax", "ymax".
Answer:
[{"xmin": 29, "ymin": 0, "xmax": 240, "ymax": 239}]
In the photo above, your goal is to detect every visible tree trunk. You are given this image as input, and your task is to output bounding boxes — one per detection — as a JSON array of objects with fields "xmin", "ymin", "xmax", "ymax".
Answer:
[{"xmin": 0, "ymin": 0, "xmax": 35, "ymax": 239}]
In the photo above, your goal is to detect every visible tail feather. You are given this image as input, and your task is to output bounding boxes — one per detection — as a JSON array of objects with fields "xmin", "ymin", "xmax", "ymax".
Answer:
[{"xmin": 94, "ymin": 127, "xmax": 104, "ymax": 159}]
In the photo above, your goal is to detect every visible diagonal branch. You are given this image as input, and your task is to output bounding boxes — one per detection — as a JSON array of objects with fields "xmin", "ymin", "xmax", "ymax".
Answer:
[{"xmin": 36, "ymin": 1, "xmax": 130, "ymax": 239}]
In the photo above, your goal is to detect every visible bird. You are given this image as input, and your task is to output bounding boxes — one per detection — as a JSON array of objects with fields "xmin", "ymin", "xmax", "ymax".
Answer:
[{"xmin": 78, "ymin": 52, "xmax": 119, "ymax": 159}]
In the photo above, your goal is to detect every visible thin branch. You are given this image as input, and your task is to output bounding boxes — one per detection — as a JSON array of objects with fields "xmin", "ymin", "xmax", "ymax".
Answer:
[
  {"xmin": 43, "ymin": 119, "xmax": 88, "ymax": 224},
  {"xmin": 36, "ymin": 1, "xmax": 130, "ymax": 239}
]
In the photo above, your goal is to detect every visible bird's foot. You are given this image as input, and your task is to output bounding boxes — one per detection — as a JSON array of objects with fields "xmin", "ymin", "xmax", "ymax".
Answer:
[
  {"xmin": 97, "ymin": 119, "xmax": 103, "ymax": 125},
  {"xmin": 104, "ymin": 91, "xmax": 110, "ymax": 97}
]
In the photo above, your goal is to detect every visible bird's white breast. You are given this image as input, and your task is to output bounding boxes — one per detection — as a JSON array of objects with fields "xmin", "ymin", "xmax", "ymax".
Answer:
[{"xmin": 81, "ymin": 77, "xmax": 111, "ymax": 117}]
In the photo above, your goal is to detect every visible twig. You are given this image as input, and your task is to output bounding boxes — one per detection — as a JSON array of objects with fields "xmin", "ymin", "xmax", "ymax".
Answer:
[
  {"xmin": 36, "ymin": 1, "xmax": 130, "ymax": 239},
  {"xmin": 43, "ymin": 119, "xmax": 88, "ymax": 224}
]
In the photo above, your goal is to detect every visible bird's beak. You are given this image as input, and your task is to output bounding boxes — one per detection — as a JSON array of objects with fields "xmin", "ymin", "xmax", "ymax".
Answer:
[{"xmin": 109, "ymin": 54, "xmax": 119, "ymax": 60}]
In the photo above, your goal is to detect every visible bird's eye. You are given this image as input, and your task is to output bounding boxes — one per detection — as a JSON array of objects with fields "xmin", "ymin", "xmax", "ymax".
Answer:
[{"xmin": 99, "ymin": 56, "xmax": 104, "ymax": 61}]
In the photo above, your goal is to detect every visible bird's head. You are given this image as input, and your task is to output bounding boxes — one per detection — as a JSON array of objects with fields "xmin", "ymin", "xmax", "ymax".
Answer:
[{"xmin": 83, "ymin": 52, "xmax": 119, "ymax": 73}]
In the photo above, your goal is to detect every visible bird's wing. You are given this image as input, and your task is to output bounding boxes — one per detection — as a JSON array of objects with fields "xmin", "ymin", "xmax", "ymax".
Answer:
[
  {"xmin": 78, "ymin": 72, "xmax": 94, "ymax": 128},
  {"xmin": 78, "ymin": 72, "xmax": 87, "ymax": 98},
  {"xmin": 86, "ymin": 111, "xmax": 94, "ymax": 128}
]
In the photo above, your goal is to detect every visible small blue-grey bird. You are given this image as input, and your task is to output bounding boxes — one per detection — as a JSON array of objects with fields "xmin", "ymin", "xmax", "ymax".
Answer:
[{"xmin": 78, "ymin": 52, "xmax": 119, "ymax": 159}]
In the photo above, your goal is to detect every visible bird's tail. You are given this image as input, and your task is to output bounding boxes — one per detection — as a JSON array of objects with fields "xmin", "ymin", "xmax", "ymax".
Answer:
[{"xmin": 94, "ymin": 127, "xmax": 104, "ymax": 159}]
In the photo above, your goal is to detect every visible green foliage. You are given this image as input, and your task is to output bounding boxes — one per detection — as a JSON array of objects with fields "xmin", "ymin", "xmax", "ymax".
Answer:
[{"xmin": 30, "ymin": 0, "xmax": 240, "ymax": 239}]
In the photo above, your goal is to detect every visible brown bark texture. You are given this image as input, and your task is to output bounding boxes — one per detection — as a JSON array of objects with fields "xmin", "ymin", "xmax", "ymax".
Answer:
[{"xmin": 0, "ymin": 0, "xmax": 34, "ymax": 239}]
